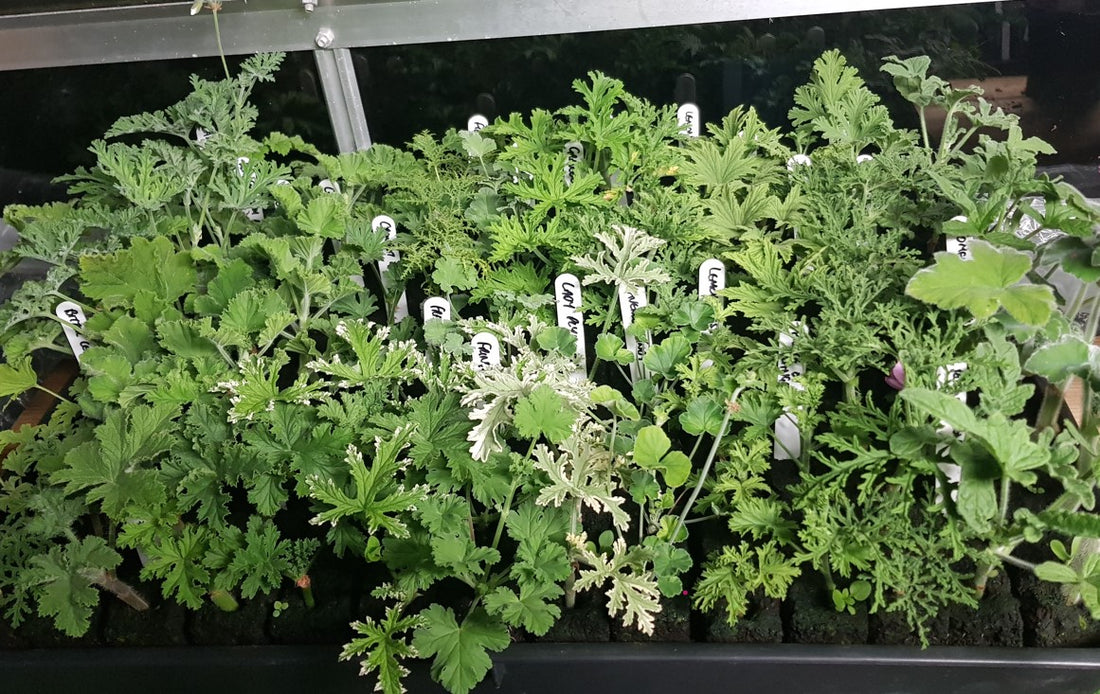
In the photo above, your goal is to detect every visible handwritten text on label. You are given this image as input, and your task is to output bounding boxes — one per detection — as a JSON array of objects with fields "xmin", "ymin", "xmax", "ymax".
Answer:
[
  {"xmin": 56, "ymin": 301, "xmax": 93, "ymax": 361},
  {"xmin": 471, "ymin": 332, "xmax": 501, "ymax": 371}
]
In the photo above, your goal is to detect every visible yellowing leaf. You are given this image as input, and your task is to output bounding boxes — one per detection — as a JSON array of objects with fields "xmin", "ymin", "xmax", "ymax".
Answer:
[
  {"xmin": 0, "ymin": 355, "xmax": 38, "ymax": 398},
  {"xmin": 906, "ymin": 240, "xmax": 1053, "ymax": 326}
]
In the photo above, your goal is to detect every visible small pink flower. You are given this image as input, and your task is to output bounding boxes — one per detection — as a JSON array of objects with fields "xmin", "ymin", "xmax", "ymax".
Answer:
[{"xmin": 885, "ymin": 361, "xmax": 905, "ymax": 391}]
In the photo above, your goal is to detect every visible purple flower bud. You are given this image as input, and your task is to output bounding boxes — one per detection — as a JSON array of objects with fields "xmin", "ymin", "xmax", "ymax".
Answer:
[{"xmin": 885, "ymin": 361, "xmax": 905, "ymax": 391}]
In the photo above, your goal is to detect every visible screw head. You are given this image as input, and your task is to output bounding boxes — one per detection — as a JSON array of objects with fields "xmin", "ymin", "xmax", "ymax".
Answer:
[{"xmin": 315, "ymin": 28, "xmax": 335, "ymax": 48}]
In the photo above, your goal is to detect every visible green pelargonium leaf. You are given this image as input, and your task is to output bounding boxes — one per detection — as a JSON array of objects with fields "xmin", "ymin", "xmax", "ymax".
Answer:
[
  {"xmin": 295, "ymin": 195, "xmax": 348, "ymax": 239},
  {"xmin": 432, "ymin": 257, "xmax": 479, "ymax": 294},
  {"xmin": 906, "ymin": 240, "xmax": 1054, "ymax": 326},
  {"xmin": 643, "ymin": 334, "xmax": 691, "ymax": 378},
  {"xmin": 590, "ymin": 385, "xmax": 640, "ymax": 420},
  {"xmin": 514, "ymin": 384, "xmax": 576, "ymax": 444},
  {"xmin": 595, "ymin": 333, "xmax": 634, "ymax": 365},
  {"xmin": 1024, "ymin": 336, "xmax": 1090, "ymax": 382},
  {"xmin": 633, "ymin": 425, "xmax": 691, "ymax": 487},
  {"xmin": 0, "ymin": 355, "xmax": 38, "ymax": 398},
  {"xmin": 679, "ymin": 397, "xmax": 725, "ymax": 436},
  {"xmin": 412, "ymin": 605, "xmax": 510, "ymax": 694}
]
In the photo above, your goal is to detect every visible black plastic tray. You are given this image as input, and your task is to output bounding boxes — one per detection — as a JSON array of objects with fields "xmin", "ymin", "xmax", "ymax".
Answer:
[{"xmin": 4, "ymin": 643, "xmax": 1100, "ymax": 694}]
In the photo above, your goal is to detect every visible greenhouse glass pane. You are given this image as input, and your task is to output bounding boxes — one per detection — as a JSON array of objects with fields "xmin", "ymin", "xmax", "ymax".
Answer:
[
  {"xmin": 0, "ymin": 51, "xmax": 332, "ymax": 207},
  {"xmin": 349, "ymin": 1, "xmax": 1097, "ymax": 189}
]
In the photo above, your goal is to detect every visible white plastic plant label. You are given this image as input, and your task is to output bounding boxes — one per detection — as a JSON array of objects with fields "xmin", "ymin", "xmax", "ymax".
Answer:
[
  {"xmin": 373, "ymin": 214, "xmax": 398, "ymax": 263},
  {"xmin": 856, "ymin": 153, "xmax": 874, "ymax": 164},
  {"xmin": 698, "ymin": 258, "xmax": 725, "ymax": 341},
  {"xmin": 945, "ymin": 215, "xmax": 971, "ymax": 261},
  {"xmin": 564, "ymin": 141, "xmax": 584, "ymax": 186},
  {"xmin": 423, "ymin": 297, "xmax": 451, "ymax": 322},
  {"xmin": 467, "ymin": 114, "xmax": 489, "ymax": 132},
  {"xmin": 677, "ymin": 103, "xmax": 700, "ymax": 137},
  {"xmin": 618, "ymin": 285, "xmax": 649, "ymax": 382},
  {"xmin": 55, "ymin": 301, "xmax": 93, "ymax": 361},
  {"xmin": 372, "ymin": 214, "xmax": 409, "ymax": 321},
  {"xmin": 319, "ymin": 178, "xmax": 341, "ymax": 195},
  {"xmin": 471, "ymin": 332, "xmax": 501, "ymax": 371},
  {"xmin": 934, "ymin": 361, "xmax": 968, "ymax": 503},
  {"xmin": 775, "ymin": 325, "xmax": 805, "ymax": 461},
  {"xmin": 786, "ymin": 154, "xmax": 812, "ymax": 171},
  {"xmin": 554, "ymin": 273, "xmax": 587, "ymax": 376},
  {"xmin": 194, "ymin": 127, "xmax": 211, "ymax": 146},
  {"xmin": 698, "ymin": 258, "xmax": 726, "ymax": 297}
]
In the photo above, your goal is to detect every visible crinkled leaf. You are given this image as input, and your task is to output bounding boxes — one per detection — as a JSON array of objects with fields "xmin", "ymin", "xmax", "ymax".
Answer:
[
  {"xmin": 80, "ymin": 236, "xmax": 196, "ymax": 306},
  {"xmin": 340, "ymin": 605, "xmax": 424, "ymax": 694},
  {"xmin": 432, "ymin": 257, "xmax": 479, "ymax": 294},
  {"xmin": 484, "ymin": 584, "xmax": 562, "ymax": 635},
  {"xmin": 296, "ymin": 195, "xmax": 348, "ymax": 239},
  {"xmin": 28, "ymin": 536, "xmax": 121, "ymax": 637}
]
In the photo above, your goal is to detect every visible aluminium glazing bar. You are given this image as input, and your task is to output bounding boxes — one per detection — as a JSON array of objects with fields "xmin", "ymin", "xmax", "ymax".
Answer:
[
  {"xmin": 0, "ymin": 0, "xmax": 1003, "ymax": 72},
  {"xmin": 313, "ymin": 46, "xmax": 372, "ymax": 152}
]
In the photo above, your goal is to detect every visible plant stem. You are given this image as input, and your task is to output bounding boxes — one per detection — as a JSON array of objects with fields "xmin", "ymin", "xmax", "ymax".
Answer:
[
  {"xmin": 688, "ymin": 433, "xmax": 704, "ymax": 462},
  {"xmin": 842, "ymin": 371, "xmax": 858, "ymax": 404},
  {"xmin": 1067, "ymin": 282, "xmax": 1091, "ymax": 323},
  {"xmin": 33, "ymin": 383, "xmax": 73, "ymax": 405},
  {"xmin": 993, "ymin": 551, "xmax": 1038, "ymax": 573},
  {"xmin": 298, "ymin": 288, "xmax": 313, "ymax": 331},
  {"xmin": 86, "ymin": 570, "xmax": 150, "ymax": 612},
  {"xmin": 998, "ymin": 474, "xmax": 1012, "ymax": 524},
  {"xmin": 564, "ymin": 566, "xmax": 578, "ymax": 609},
  {"xmin": 975, "ymin": 489, "xmax": 1086, "ymax": 595},
  {"xmin": 672, "ymin": 390, "xmax": 741, "ymax": 542},
  {"xmin": 587, "ymin": 291, "xmax": 620, "ymax": 381},
  {"xmin": 210, "ymin": 5, "xmax": 230, "ymax": 80},
  {"xmin": 1083, "ymin": 292, "xmax": 1100, "ymax": 344},
  {"xmin": 214, "ymin": 342, "xmax": 236, "ymax": 368},
  {"xmin": 918, "ymin": 106, "xmax": 931, "ymax": 151},
  {"xmin": 490, "ymin": 439, "xmax": 537, "ymax": 551}
]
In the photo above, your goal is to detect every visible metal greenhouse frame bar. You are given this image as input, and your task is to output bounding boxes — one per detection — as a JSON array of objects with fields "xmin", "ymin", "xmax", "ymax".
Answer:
[{"xmin": 0, "ymin": 0, "xmax": 1005, "ymax": 152}]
